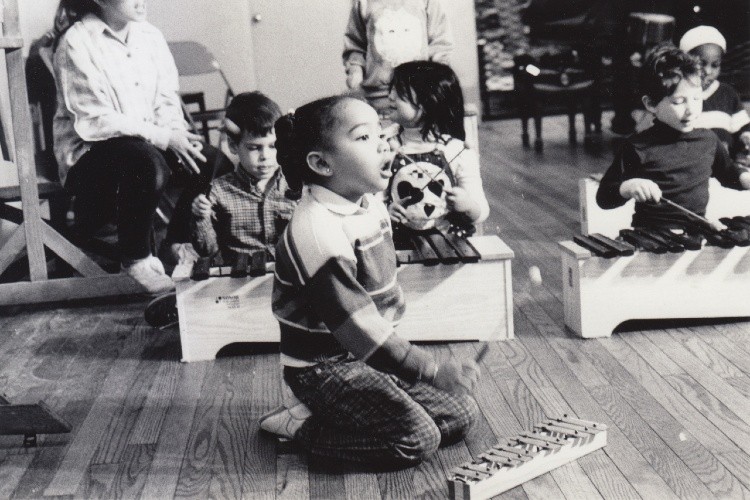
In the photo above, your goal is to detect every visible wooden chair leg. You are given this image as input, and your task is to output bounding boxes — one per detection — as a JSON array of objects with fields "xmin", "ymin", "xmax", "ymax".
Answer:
[
  {"xmin": 567, "ymin": 96, "xmax": 577, "ymax": 145},
  {"xmin": 533, "ymin": 106, "xmax": 543, "ymax": 153},
  {"xmin": 520, "ymin": 114, "xmax": 530, "ymax": 148}
]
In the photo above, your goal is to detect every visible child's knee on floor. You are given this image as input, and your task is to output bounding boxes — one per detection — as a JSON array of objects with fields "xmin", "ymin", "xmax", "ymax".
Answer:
[{"xmin": 387, "ymin": 418, "xmax": 441, "ymax": 466}]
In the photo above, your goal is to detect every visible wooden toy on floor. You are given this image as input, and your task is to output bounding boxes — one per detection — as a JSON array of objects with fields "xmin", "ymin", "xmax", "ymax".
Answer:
[
  {"xmin": 448, "ymin": 415, "xmax": 607, "ymax": 500},
  {"xmin": 0, "ymin": 394, "xmax": 71, "ymax": 447}
]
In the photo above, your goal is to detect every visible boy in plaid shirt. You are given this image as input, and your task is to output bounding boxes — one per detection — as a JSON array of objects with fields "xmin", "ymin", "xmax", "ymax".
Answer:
[{"xmin": 191, "ymin": 92, "xmax": 297, "ymax": 264}]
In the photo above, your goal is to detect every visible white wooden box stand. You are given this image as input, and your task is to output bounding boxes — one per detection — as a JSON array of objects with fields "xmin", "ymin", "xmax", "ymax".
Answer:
[
  {"xmin": 173, "ymin": 235, "xmax": 514, "ymax": 362},
  {"xmin": 560, "ymin": 240, "xmax": 750, "ymax": 338}
]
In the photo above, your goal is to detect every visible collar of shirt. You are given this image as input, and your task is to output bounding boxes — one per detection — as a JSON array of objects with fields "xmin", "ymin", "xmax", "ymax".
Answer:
[
  {"xmin": 234, "ymin": 167, "xmax": 281, "ymax": 195},
  {"xmin": 702, "ymin": 80, "xmax": 720, "ymax": 100},
  {"xmin": 308, "ymin": 184, "xmax": 368, "ymax": 215},
  {"xmin": 650, "ymin": 119, "xmax": 689, "ymax": 140},
  {"xmin": 81, "ymin": 13, "xmax": 146, "ymax": 45}
]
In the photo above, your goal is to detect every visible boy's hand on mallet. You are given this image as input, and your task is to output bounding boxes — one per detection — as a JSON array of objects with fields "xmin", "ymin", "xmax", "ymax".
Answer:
[
  {"xmin": 620, "ymin": 178, "xmax": 662, "ymax": 203},
  {"xmin": 191, "ymin": 194, "xmax": 213, "ymax": 219}
]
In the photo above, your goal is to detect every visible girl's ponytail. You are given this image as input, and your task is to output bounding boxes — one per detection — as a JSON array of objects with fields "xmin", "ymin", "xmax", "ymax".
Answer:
[
  {"xmin": 274, "ymin": 112, "xmax": 304, "ymax": 200},
  {"xmin": 274, "ymin": 95, "xmax": 354, "ymax": 199}
]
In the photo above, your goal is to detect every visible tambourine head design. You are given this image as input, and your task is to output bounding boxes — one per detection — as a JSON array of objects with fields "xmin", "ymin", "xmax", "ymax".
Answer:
[{"xmin": 390, "ymin": 160, "xmax": 453, "ymax": 231}]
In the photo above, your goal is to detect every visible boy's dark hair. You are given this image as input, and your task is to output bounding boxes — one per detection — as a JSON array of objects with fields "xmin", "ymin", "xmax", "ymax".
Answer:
[
  {"xmin": 224, "ymin": 91, "xmax": 282, "ymax": 143},
  {"xmin": 641, "ymin": 43, "xmax": 701, "ymax": 104},
  {"xmin": 390, "ymin": 60, "xmax": 465, "ymax": 142},
  {"xmin": 274, "ymin": 95, "xmax": 356, "ymax": 196}
]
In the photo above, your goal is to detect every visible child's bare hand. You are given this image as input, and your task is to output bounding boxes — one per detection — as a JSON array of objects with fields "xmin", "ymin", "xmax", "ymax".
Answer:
[
  {"xmin": 432, "ymin": 358, "xmax": 480, "ymax": 396},
  {"xmin": 444, "ymin": 186, "xmax": 475, "ymax": 214},
  {"xmin": 191, "ymin": 194, "xmax": 212, "ymax": 219},
  {"xmin": 169, "ymin": 130, "xmax": 206, "ymax": 174},
  {"xmin": 708, "ymin": 218, "xmax": 727, "ymax": 232},
  {"xmin": 619, "ymin": 178, "xmax": 662, "ymax": 203},
  {"xmin": 389, "ymin": 202, "xmax": 409, "ymax": 225},
  {"xmin": 346, "ymin": 65, "xmax": 364, "ymax": 89},
  {"xmin": 740, "ymin": 131, "xmax": 750, "ymax": 150}
]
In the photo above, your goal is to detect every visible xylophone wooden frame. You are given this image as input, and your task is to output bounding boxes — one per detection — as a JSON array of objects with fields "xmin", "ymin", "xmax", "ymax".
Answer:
[
  {"xmin": 567, "ymin": 175, "xmax": 750, "ymax": 338},
  {"xmin": 448, "ymin": 415, "xmax": 607, "ymax": 500},
  {"xmin": 560, "ymin": 238, "xmax": 750, "ymax": 338},
  {"xmin": 172, "ymin": 234, "xmax": 514, "ymax": 362}
]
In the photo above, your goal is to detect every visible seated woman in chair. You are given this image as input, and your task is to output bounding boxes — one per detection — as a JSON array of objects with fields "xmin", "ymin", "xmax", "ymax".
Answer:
[{"xmin": 52, "ymin": 0, "xmax": 230, "ymax": 293}]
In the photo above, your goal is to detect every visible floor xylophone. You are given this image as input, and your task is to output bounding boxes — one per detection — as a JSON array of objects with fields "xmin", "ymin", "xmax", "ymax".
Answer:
[
  {"xmin": 578, "ymin": 176, "xmax": 750, "ymax": 238},
  {"xmin": 561, "ymin": 227, "xmax": 750, "ymax": 338},
  {"xmin": 172, "ymin": 233, "xmax": 514, "ymax": 362},
  {"xmin": 448, "ymin": 415, "xmax": 607, "ymax": 500}
]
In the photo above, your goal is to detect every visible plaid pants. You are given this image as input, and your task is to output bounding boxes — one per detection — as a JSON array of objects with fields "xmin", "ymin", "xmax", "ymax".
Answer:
[{"xmin": 284, "ymin": 354, "xmax": 478, "ymax": 468}]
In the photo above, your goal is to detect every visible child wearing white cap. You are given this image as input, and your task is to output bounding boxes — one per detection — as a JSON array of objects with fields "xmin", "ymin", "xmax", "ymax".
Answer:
[{"xmin": 680, "ymin": 25, "xmax": 750, "ymax": 156}]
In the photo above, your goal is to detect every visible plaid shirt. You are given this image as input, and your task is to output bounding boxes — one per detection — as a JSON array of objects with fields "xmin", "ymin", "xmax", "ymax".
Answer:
[
  {"xmin": 191, "ymin": 168, "xmax": 296, "ymax": 263},
  {"xmin": 53, "ymin": 14, "xmax": 186, "ymax": 185}
]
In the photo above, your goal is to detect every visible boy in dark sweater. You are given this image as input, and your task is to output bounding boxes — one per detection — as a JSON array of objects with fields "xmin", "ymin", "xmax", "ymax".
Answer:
[{"xmin": 596, "ymin": 44, "xmax": 750, "ymax": 230}]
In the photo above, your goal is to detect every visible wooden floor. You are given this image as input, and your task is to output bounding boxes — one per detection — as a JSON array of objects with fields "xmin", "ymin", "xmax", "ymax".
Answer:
[{"xmin": 2, "ymin": 113, "xmax": 750, "ymax": 499}]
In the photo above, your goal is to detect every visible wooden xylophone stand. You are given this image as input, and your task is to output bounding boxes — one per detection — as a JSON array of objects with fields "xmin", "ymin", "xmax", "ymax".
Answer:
[
  {"xmin": 172, "ymin": 234, "xmax": 515, "ymax": 362},
  {"xmin": 560, "ymin": 239, "xmax": 750, "ymax": 338}
]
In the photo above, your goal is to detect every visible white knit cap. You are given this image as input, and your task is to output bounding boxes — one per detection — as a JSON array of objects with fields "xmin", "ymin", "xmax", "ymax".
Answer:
[{"xmin": 679, "ymin": 25, "xmax": 727, "ymax": 53}]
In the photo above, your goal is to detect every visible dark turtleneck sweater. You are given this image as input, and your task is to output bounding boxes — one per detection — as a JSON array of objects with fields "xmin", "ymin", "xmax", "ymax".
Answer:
[{"xmin": 596, "ymin": 120, "xmax": 747, "ymax": 228}]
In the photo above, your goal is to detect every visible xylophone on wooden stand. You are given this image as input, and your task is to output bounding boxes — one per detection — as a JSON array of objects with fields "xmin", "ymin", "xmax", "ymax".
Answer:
[
  {"xmin": 561, "ymin": 222, "xmax": 750, "ymax": 338},
  {"xmin": 172, "ymin": 232, "xmax": 514, "ymax": 362},
  {"xmin": 448, "ymin": 415, "xmax": 607, "ymax": 500},
  {"xmin": 578, "ymin": 176, "xmax": 750, "ymax": 237}
]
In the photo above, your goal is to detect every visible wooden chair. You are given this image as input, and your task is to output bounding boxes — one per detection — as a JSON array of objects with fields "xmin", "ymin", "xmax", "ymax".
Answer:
[
  {"xmin": 513, "ymin": 48, "xmax": 601, "ymax": 152},
  {"xmin": 168, "ymin": 41, "xmax": 235, "ymax": 146}
]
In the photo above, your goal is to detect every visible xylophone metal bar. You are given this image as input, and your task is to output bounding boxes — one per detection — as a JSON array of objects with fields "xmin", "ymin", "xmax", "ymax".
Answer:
[
  {"xmin": 397, "ymin": 229, "xmax": 483, "ymax": 265},
  {"xmin": 649, "ymin": 227, "xmax": 703, "ymax": 250},
  {"xmin": 632, "ymin": 227, "xmax": 685, "ymax": 253},
  {"xmin": 554, "ymin": 414, "xmax": 608, "ymax": 431},
  {"xmin": 424, "ymin": 230, "xmax": 461, "ymax": 264},
  {"xmin": 619, "ymin": 228, "xmax": 668, "ymax": 253},
  {"xmin": 588, "ymin": 233, "xmax": 635, "ymax": 256},
  {"xmin": 191, "ymin": 257, "xmax": 212, "ymax": 281},
  {"xmin": 443, "ymin": 231, "xmax": 481, "ymax": 262},
  {"xmin": 482, "ymin": 448, "xmax": 534, "ymax": 463},
  {"xmin": 572, "ymin": 235, "xmax": 619, "ymax": 258}
]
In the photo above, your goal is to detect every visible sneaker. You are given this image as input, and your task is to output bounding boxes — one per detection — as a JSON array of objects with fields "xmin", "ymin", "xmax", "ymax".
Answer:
[
  {"xmin": 144, "ymin": 291, "xmax": 178, "ymax": 328},
  {"xmin": 259, "ymin": 403, "xmax": 311, "ymax": 440},
  {"xmin": 148, "ymin": 255, "xmax": 167, "ymax": 275},
  {"xmin": 122, "ymin": 256, "xmax": 175, "ymax": 294}
]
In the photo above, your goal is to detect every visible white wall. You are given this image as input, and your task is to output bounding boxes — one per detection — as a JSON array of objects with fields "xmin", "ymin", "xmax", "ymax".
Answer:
[{"xmin": 16, "ymin": 0, "xmax": 479, "ymax": 113}]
